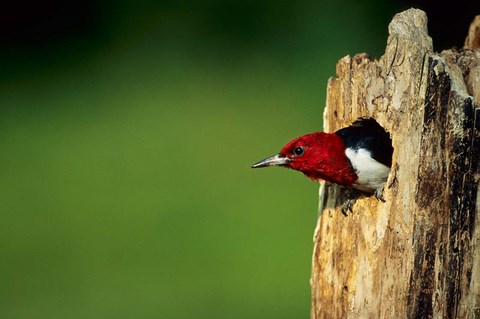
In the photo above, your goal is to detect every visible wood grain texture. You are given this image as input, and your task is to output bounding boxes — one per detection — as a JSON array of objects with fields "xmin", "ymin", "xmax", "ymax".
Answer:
[
  {"xmin": 465, "ymin": 16, "xmax": 480, "ymax": 51},
  {"xmin": 311, "ymin": 9, "xmax": 480, "ymax": 319}
]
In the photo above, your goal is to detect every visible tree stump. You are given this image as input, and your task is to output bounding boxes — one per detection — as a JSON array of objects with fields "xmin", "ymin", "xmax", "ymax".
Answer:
[{"xmin": 311, "ymin": 9, "xmax": 480, "ymax": 319}]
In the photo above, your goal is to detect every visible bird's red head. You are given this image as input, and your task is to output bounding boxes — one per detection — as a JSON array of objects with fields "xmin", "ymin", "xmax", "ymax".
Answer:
[{"xmin": 252, "ymin": 132, "xmax": 358, "ymax": 186}]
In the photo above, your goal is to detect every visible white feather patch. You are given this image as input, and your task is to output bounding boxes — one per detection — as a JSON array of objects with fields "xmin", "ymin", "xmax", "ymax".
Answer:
[{"xmin": 345, "ymin": 148, "xmax": 390, "ymax": 190}]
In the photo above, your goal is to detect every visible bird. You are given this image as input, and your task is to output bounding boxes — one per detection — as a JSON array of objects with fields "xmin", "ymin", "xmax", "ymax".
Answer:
[{"xmin": 252, "ymin": 118, "xmax": 393, "ymax": 213}]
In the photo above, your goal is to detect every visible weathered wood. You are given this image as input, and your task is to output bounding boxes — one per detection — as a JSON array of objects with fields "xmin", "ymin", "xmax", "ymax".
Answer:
[
  {"xmin": 465, "ymin": 16, "xmax": 480, "ymax": 51},
  {"xmin": 311, "ymin": 9, "xmax": 480, "ymax": 319}
]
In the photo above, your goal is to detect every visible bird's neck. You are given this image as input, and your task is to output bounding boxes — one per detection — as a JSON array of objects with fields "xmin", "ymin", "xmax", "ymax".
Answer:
[{"xmin": 303, "ymin": 133, "xmax": 358, "ymax": 186}]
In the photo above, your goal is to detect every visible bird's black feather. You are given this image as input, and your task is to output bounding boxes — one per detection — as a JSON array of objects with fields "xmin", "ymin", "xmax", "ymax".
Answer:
[{"xmin": 334, "ymin": 118, "xmax": 393, "ymax": 167}]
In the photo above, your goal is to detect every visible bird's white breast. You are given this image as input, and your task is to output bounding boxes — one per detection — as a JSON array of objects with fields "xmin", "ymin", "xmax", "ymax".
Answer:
[{"xmin": 345, "ymin": 148, "xmax": 390, "ymax": 191}]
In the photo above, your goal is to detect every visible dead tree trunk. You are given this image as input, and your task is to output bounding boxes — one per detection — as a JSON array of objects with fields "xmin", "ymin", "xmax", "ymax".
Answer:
[{"xmin": 311, "ymin": 9, "xmax": 480, "ymax": 319}]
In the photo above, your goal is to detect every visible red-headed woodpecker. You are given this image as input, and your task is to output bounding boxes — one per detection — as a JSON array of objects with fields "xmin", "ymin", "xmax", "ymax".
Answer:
[{"xmin": 252, "ymin": 118, "xmax": 393, "ymax": 211}]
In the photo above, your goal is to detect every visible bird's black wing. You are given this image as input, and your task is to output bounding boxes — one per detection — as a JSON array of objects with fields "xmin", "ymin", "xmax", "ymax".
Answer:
[{"xmin": 334, "ymin": 118, "xmax": 393, "ymax": 167}]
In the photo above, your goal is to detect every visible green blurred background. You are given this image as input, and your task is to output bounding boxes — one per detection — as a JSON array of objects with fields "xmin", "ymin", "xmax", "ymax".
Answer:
[{"xmin": 0, "ymin": 1, "xmax": 476, "ymax": 318}]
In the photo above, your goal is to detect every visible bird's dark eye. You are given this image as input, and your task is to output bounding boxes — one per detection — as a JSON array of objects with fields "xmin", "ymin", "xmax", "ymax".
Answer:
[{"xmin": 293, "ymin": 146, "xmax": 304, "ymax": 156}]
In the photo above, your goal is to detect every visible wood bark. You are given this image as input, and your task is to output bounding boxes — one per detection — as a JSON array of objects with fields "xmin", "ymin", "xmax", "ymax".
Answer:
[{"xmin": 311, "ymin": 9, "xmax": 480, "ymax": 319}]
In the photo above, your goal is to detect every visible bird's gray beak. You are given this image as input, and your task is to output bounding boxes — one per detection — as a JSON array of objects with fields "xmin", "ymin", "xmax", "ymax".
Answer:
[{"xmin": 251, "ymin": 154, "xmax": 290, "ymax": 168}]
